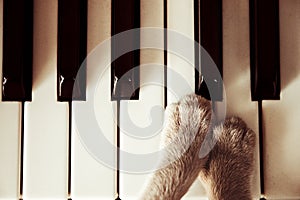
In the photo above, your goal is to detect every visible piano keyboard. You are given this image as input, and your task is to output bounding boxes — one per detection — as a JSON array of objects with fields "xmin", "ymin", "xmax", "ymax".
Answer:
[{"xmin": 0, "ymin": 0, "xmax": 300, "ymax": 200}]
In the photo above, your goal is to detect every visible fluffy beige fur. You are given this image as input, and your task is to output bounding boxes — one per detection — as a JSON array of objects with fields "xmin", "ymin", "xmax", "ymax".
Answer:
[
  {"xmin": 199, "ymin": 116, "xmax": 256, "ymax": 200},
  {"xmin": 140, "ymin": 94, "xmax": 256, "ymax": 200}
]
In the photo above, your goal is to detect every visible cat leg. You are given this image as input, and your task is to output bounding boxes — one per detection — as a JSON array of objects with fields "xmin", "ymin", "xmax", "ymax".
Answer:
[{"xmin": 140, "ymin": 94, "xmax": 212, "ymax": 200}]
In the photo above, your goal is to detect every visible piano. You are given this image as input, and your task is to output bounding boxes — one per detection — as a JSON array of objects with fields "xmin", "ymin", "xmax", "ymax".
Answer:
[{"xmin": 0, "ymin": 0, "xmax": 299, "ymax": 199}]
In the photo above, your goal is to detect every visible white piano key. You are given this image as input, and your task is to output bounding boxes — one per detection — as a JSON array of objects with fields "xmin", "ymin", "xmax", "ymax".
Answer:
[
  {"xmin": 167, "ymin": 0, "xmax": 207, "ymax": 198},
  {"xmin": 23, "ymin": 0, "xmax": 68, "ymax": 199},
  {"xmin": 71, "ymin": 73, "xmax": 116, "ymax": 199},
  {"xmin": 119, "ymin": 1, "xmax": 165, "ymax": 199},
  {"xmin": 0, "ymin": 102, "xmax": 20, "ymax": 200},
  {"xmin": 0, "ymin": 2, "xmax": 20, "ymax": 199},
  {"xmin": 71, "ymin": 55, "xmax": 116, "ymax": 199},
  {"xmin": 222, "ymin": 0, "xmax": 260, "ymax": 198},
  {"xmin": 119, "ymin": 63, "xmax": 164, "ymax": 199},
  {"xmin": 70, "ymin": 0, "xmax": 116, "ymax": 199},
  {"xmin": 167, "ymin": 0, "xmax": 195, "ymax": 105},
  {"xmin": 263, "ymin": 0, "xmax": 300, "ymax": 198}
]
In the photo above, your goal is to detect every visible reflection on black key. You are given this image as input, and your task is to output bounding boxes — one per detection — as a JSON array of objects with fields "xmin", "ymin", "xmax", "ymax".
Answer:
[
  {"xmin": 111, "ymin": 0, "xmax": 140, "ymax": 100},
  {"xmin": 250, "ymin": 0, "xmax": 280, "ymax": 101},
  {"xmin": 57, "ymin": 0, "xmax": 87, "ymax": 101},
  {"xmin": 2, "ymin": 0, "xmax": 33, "ymax": 101},
  {"xmin": 194, "ymin": 0, "xmax": 223, "ymax": 101}
]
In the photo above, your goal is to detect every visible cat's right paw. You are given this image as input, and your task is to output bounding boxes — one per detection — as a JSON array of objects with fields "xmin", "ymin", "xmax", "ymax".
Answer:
[{"xmin": 161, "ymin": 94, "xmax": 212, "ymax": 149}]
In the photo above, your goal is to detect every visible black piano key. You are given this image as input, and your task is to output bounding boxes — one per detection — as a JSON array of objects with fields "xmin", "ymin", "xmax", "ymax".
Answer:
[
  {"xmin": 194, "ymin": 0, "xmax": 223, "ymax": 101},
  {"xmin": 2, "ymin": 0, "xmax": 33, "ymax": 101},
  {"xmin": 250, "ymin": 0, "xmax": 280, "ymax": 101},
  {"xmin": 57, "ymin": 0, "xmax": 87, "ymax": 101},
  {"xmin": 111, "ymin": 0, "xmax": 140, "ymax": 100}
]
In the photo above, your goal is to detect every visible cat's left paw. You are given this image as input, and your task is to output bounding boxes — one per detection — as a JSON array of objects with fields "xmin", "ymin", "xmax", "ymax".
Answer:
[{"xmin": 199, "ymin": 116, "xmax": 256, "ymax": 200}]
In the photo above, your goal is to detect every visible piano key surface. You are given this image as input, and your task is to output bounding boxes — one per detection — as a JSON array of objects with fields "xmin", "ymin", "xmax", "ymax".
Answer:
[
  {"xmin": 249, "ymin": 0, "xmax": 280, "ymax": 101},
  {"xmin": 71, "ymin": 74, "xmax": 116, "ymax": 199},
  {"xmin": 23, "ymin": 0, "xmax": 69, "ymax": 198},
  {"xmin": 1, "ymin": 0, "xmax": 33, "ymax": 101},
  {"xmin": 167, "ymin": 0, "xmax": 208, "ymax": 198},
  {"xmin": 119, "ymin": 63, "xmax": 164, "ymax": 199},
  {"xmin": 119, "ymin": 0, "xmax": 164, "ymax": 198},
  {"xmin": 167, "ymin": 0, "xmax": 195, "ymax": 104},
  {"xmin": 222, "ymin": 0, "xmax": 260, "ymax": 198},
  {"xmin": 111, "ymin": 0, "xmax": 140, "ymax": 100},
  {"xmin": 196, "ymin": 0, "xmax": 223, "ymax": 101},
  {"xmin": 263, "ymin": 0, "xmax": 300, "ymax": 198},
  {"xmin": 0, "ymin": 1, "xmax": 20, "ymax": 197},
  {"xmin": 0, "ymin": 102, "xmax": 20, "ymax": 200},
  {"xmin": 71, "ymin": 0, "xmax": 116, "ymax": 199},
  {"xmin": 57, "ymin": 0, "xmax": 87, "ymax": 101}
]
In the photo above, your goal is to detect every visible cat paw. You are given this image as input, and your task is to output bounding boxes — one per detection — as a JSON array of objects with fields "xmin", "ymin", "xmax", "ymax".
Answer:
[
  {"xmin": 213, "ymin": 116, "xmax": 256, "ymax": 158},
  {"xmin": 161, "ymin": 94, "xmax": 212, "ymax": 148},
  {"xmin": 199, "ymin": 116, "xmax": 256, "ymax": 200}
]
